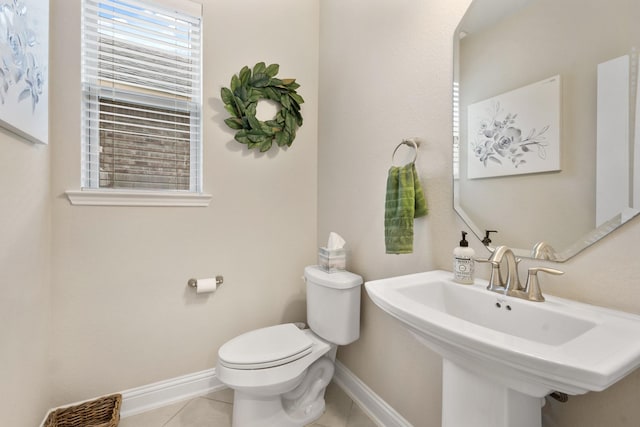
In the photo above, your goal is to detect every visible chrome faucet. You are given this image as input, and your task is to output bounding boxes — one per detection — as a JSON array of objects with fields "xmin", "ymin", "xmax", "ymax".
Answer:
[{"xmin": 478, "ymin": 245, "xmax": 563, "ymax": 302}]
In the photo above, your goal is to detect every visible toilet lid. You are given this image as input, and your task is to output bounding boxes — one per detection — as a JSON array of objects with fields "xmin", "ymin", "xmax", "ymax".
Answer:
[{"xmin": 218, "ymin": 323, "xmax": 314, "ymax": 370}]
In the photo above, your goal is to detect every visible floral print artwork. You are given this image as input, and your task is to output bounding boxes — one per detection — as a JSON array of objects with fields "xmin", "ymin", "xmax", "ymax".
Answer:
[
  {"xmin": 467, "ymin": 75, "xmax": 560, "ymax": 179},
  {"xmin": 0, "ymin": 0, "xmax": 44, "ymax": 111},
  {"xmin": 472, "ymin": 101, "xmax": 550, "ymax": 169},
  {"xmin": 0, "ymin": 0, "xmax": 47, "ymax": 144}
]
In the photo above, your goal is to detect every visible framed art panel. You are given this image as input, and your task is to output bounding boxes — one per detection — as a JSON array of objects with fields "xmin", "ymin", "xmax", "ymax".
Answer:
[
  {"xmin": 467, "ymin": 75, "xmax": 561, "ymax": 179},
  {"xmin": 0, "ymin": 0, "xmax": 48, "ymax": 144}
]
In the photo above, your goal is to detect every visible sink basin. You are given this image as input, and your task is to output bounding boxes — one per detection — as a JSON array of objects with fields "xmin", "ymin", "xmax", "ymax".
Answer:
[
  {"xmin": 365, "ymin": 270, "xmax": 640, "ymax": 427},
  {"xmin": 396, "ymin": 275, "xmax": 596, "ymax": 346}
]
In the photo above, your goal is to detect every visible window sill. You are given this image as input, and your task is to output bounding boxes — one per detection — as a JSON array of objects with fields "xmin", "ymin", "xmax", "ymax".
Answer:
[{"xmin": 65, "ymin": 189, "xmax": 212, "ymax": 207}]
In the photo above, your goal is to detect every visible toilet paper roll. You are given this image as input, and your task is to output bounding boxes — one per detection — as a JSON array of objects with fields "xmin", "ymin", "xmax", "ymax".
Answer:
[{"xmin": 195, "ymin": 278, "xmax": 217, "ymax": 294}]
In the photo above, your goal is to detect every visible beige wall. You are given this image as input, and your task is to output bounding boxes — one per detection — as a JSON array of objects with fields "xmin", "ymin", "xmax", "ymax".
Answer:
[
  {"xmin": 0, "ymin": 134, "xmax": 51, "ymax": 423},
  {"xmin": 319, "ymin": 0, "xmax": 470, "ymax": 424},
  {"xmin": 49, "ymin": 0, "xmax": 319, "ymax": 406},
  {"xmin": 319, "ymin": 0, "xmax": 640, "ymax": 426}
]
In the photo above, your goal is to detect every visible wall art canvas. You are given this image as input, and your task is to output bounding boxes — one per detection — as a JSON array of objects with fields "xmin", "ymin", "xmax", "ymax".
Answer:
[
  {"xmin": 467, "ymin": 75, "xmax": 561, "ymax": 179},
  {"xmin": 0, "ymin": 0, "xmax": 48, "ymax": 144}
]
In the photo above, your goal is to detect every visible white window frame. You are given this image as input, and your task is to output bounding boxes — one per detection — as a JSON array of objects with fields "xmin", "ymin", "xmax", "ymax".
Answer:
[{"xmin": 68, "ymin": 0, "xmax": 210, "ymax": 207}]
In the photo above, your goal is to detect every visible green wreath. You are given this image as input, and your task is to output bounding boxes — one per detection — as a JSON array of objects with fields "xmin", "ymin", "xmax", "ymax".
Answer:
[{"xmin": 221, "ymin": 62, "xmax": 304, "ymax": 153}]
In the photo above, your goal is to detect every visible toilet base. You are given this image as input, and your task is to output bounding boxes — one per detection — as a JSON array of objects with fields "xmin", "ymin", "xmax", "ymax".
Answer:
[
  {"xmin": 230, "ymin": 357, "xmax": 334, "ymax": 427},
  {"xmin": 231, "ymin": 391, "xmax": 326, "ymax": 427}
]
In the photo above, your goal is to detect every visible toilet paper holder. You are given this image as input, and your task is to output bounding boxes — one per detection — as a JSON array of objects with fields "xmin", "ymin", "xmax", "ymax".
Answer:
[{"xmin": 188, "ymin": 276, "xmax": 224, "ymax": 289}]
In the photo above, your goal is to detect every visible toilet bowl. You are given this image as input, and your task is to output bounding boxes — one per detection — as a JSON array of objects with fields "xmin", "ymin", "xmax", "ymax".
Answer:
[
  {"xmin": 216, "ymin": 266, "xmax": 363, "ymax": 427},
  {"xmin": 217, "ymin": 324, "xmax": 334, "ymax": 426}
]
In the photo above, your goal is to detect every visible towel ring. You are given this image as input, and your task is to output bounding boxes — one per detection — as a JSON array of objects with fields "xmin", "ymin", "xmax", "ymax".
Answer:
[{"xmin": 392, "ymin": 138, "xmax": 420, "ymax": 165}]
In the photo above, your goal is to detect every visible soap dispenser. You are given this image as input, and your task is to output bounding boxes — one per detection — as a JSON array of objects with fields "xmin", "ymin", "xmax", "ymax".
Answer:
[{"xmin": 453, "ymin": 231, "xmax": 475, "ymax": 284}]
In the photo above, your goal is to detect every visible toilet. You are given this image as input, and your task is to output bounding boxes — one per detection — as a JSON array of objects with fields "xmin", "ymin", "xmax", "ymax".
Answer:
[{"xmin": 216, "ymin": 266, "xmax": 363, "ymax": 427}]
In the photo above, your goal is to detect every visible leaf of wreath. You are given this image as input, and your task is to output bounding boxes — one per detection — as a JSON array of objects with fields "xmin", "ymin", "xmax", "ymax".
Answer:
[
  {"xmin": 221, "ymin": 63, "xmax": 304, "ymax": 152},
  {"xmin": 247, "ymin": 113, "xmax": 262, "ymax": 132},
  {"xmin": 253, "ymin": 62, "xmax": 266, "ymax": 75},
  {"xmin": 266, "ymin": 63, "xmax": 280, "ymax": 77},
  {"xmin": 224, "ymin": 117, "xmax": 243, "ymax": 130},
  {"xmin": 220, "ymin": 87, "xmax": 233, "ymax": 106},
  {"xmin": 239, "ymin": 66, "xmax": 251, "ymax": 85},
  {"xmin": 275, "ymin": 130, "xmax": 289, "ymax": 147},
  {"xmin": 280, "ymin": 94, "xmax": 291, "ymax": 110}
]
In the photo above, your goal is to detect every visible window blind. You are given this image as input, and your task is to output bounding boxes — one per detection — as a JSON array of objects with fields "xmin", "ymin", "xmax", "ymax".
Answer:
[
  {"xmin": 452, "ymin": 81, "xmax": 460, "ymax": 180},
  {"xmin": 81, "ymin": 0, "xmax": 202, "ymax": 192}
]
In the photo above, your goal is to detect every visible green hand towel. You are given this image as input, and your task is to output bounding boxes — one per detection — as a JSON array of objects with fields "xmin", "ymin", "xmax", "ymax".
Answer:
[{"xmin": 385, "ymin": 163, "xmax": 428, "ymax": 254}]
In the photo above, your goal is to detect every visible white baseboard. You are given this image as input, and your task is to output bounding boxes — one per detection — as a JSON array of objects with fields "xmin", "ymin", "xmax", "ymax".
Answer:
[
  {"xmin": 42, "ymin": 361, "xmax": 411, "ymax": 426},
  {"xmin": 120, "ymin": 368, "xmax": 225, "ymax": 418},
  {"xmin": 333, "ymin": 360, "xmax": 413, "ymax": 427}
]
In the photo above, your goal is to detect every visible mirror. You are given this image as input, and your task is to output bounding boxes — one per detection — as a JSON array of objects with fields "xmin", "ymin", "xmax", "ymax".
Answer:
[{"xmin": 453, "ymin": 0, "xmax": 640, "ymax": 261}]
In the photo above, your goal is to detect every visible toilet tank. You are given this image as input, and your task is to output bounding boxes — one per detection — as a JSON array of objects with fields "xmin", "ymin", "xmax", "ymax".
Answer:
[{"xmin": 304, "ymin": 266, "xmax": 363, "ymax": 346}]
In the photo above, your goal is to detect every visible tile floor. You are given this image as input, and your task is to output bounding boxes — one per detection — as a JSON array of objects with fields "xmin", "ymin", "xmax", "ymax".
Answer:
[{"xmin": 119, "ymin": 382, "xmax": 378, "ymax": 427}]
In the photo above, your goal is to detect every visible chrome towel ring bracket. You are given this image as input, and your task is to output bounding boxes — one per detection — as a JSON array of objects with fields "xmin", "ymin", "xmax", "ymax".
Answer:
[{"xmin": 392, "ymin": 138, "xmax": 421, "ymax": 166}]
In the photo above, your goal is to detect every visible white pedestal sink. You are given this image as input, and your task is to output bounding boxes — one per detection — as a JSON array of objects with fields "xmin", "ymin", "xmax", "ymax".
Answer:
[{"xmin": 365, "ymin": 270, "xmax": 640, "ymax": 427}]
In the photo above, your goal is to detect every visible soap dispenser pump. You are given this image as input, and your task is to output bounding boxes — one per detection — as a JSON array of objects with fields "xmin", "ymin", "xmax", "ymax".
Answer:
[{"xmin": 453, "ymin": 231, "xmax": 475, "ymax": 284}]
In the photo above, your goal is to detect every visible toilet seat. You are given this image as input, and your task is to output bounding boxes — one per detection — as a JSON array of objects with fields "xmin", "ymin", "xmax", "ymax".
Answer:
[{"xmin": 219, "ymin": 324, "xmax": 313, "ymax": 370}]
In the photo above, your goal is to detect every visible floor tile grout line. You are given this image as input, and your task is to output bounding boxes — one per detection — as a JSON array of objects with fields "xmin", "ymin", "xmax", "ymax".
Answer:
[
  {"xmin": 160, "ymin": 399, "xmax": 191, "ymax": 427},
  {"xmin": 200, "ymin": 394, "xmax": 233, "ymax": 405}
]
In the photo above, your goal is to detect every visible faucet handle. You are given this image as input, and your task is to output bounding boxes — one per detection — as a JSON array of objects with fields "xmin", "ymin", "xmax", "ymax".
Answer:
[
  {"xmin": 476, "ymin": 258, "xmax": 505, "ymax": 291},
  {"xmin": 525, "ymin": 267, "xmax": 564, "ymax": 302}
]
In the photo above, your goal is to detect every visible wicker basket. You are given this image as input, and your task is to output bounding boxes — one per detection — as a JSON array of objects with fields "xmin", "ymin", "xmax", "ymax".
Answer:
[{"xmin": 44, "ymin": 394, "xmax": 121, "ymax": 427}]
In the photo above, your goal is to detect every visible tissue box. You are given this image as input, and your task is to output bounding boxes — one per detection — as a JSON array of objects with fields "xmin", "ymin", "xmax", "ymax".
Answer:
[{"xmin": 318, "ymin": 247, "xmax": 346, "ymax": 273}]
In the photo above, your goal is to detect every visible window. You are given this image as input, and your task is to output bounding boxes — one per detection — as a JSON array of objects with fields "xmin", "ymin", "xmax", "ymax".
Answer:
[{"xmin": 81, "ymin": 0, "xmax": 202, "ymax": 193}]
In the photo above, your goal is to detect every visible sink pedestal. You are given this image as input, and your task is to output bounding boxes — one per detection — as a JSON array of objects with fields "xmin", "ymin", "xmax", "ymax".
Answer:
[{"xmin": 442, "ymin": 360, "xmax": 543, "ymax": 427}]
